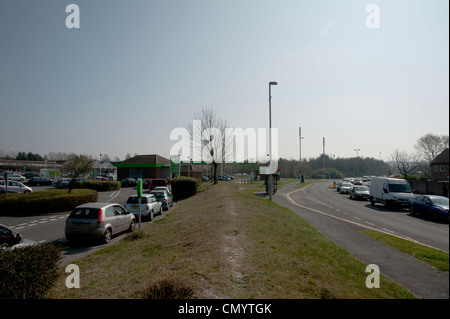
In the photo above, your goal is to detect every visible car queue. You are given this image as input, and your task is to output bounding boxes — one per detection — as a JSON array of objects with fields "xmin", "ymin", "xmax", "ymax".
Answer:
[{"xmin": 334, "ymin": 176, "xmax": 448, "ymax": 222}]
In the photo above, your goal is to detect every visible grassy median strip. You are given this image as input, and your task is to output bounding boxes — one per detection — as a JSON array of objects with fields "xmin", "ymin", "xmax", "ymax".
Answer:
[
  {"xmin": 361, "ymin": 230, "xmax": 449, "ymax": 272},
  {"xmin": 48, "ymin": 181, "xmax": 416, "ymax": 299}
]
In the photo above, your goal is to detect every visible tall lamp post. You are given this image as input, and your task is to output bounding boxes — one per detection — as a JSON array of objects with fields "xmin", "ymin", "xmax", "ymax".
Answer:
[
  {"xmin": 354, "ymin": 148, "xmax": 360, "ymax": 177},
  {"xmin": 269, "ymin": 81, "xmax": 278, "ymax": 200}
]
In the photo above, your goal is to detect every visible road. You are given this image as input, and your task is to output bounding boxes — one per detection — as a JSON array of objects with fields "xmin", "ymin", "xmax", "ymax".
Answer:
[
  {"xmin": 0, "ymin": 186, "xmax": 176, "ymax": 267},
  {"xmin": 273, "ymin": 180, "xmax": 449, "ymax": 299}
]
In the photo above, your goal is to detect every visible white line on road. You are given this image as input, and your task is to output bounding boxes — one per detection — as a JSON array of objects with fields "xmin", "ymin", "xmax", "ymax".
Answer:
[
  {"xmin": 107, "ymin": 190, "xmax": 121, "ymax": 202},
  {"xmin": 284, "ymin": 186, "xmax": 446, "ymax": 252}
]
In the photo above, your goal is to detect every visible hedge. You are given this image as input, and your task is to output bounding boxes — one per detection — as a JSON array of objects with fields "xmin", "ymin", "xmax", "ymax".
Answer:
[
  {"xmin": 171, "ymin": 177, "xmax": 200, "ymax": 201},
  {"xmin": 0, "ymin": 189, "xmax": 98, "ymax": 216},
  {"xmin": 0, "ymin": 243, "xmax": 62, "ymax": 298},
  {"xmin": 72, "ymin": 180, "xmax": 120, "ymax": 192}
]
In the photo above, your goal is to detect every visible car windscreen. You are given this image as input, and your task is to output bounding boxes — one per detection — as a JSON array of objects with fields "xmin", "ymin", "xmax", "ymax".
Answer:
[
  {"xmin": 354, "ymin": 186, "xmax": 368, "ymax": 191},
  {"xmin": 388, "ymin": 183, "xmax": 412, "ymax": 193},
  {"xmin": 69, "ymin": 208, "xmax": 100, "ymax": 219}
]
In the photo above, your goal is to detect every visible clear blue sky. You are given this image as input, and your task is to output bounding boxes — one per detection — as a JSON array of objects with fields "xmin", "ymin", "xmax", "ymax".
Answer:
[{"xmin": 1, "ymin": 0, "xmax": 448, "ymax": 162}]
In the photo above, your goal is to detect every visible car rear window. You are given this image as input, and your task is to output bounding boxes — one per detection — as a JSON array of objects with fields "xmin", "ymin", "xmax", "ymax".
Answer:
[
  {"xmin": 152, "ymin": 180, "xmax": 166, "ymax": 186},
  {"xmin": 152, "ymin": 192, "xmax": 165, "ymax": 199},
  {"xmin": 69, "ymin": 208, "xmax": 100, "ymax": 219},
  {"xmin": 126, "ymin": 197, "xmax": 148, "ymax": 204}
]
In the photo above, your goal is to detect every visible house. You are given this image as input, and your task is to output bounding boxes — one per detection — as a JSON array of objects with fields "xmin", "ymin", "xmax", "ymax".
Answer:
[
  {"xmin": 114, "ymin": 155, "xmax": 170, "ymax": 181},
  {"xmin": 430, "ymin": 148, "xmax": 449, "ymax": 181}
]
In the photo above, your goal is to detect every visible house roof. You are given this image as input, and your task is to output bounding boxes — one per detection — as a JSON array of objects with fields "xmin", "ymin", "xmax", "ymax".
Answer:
[
  {"xmin": 114, "ymin": 154, "xmax": 170, "ymax": 168},
  {"xmin": 431, "ymin": 148, "xmax": 449, "ymax": 165}
]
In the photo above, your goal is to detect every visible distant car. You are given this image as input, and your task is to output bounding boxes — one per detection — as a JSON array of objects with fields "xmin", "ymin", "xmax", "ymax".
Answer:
[
  {"xmin": 349, "ymin": 186, "xmax": 370, "ymax": 200},
  {"xmin": 409, "ymin": 195, "xmax": 449, "ymax": 222},
  {"xmin": 7, "ymin": 173, "xmax": 26, "ymax": 182},
  {"xmin": 53, "ymin": 178, "xmax": 72, "ymax": 189},
  {"xmin": 151, "ymin": 190, "xmax": 173, "ymax": 211},
  {"xmin": 121, "ymin": 178, "xmax": 137, "ymax": 187},
  {"xmin": 24, "ymin": 172, "xmax": 40, "ymax": 179},
  {"xmin": 336, "ymin": 181, "xmax": 343, "ymax": 192},
  {"xmin": 27, "ymin": 177, "xmax": 52, "ymax": 186},
  {"xmin": 147, "ymin": 178, "xmax": 168, "ymax": 191},
  {"xmin": 0, "ymin": 180, "xmax": 33, "ymax": 194},
  {"xmin": 124, "ymin": 194, "xmax": 162, "ymax": 221},
  {"xmin": 65, "ymin": 202, "xmax": 135, "ymax": 243},
  {"xmin": 339, "ymin": 182, "xmax": 352, "ymax": 194},
  {"xmin": 0, "ymin": 224, "xmax": 36, "ymax": 250}
]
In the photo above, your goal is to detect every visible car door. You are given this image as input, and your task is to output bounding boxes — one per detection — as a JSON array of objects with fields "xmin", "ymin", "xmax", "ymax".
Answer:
[
  {"xmin": 113, "ymin": 205, "xmax": 129, "ymax": 232},
  {"xmin": 104, "ymin": 206, "xmax": 120, "ymax": 234}
]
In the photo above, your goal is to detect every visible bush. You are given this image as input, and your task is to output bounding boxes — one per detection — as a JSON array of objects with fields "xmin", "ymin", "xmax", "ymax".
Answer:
[
  {"xmin": 73, "ymin": 180, "xmax": 120, "ymax": 192},
  {"xmin": 171, "ymin": 177, "xmax": 200, "ymax": 200},
  {"xmin": 0, "ymin": 244, "xmax": 62, "ymax": 298},
  {"xmin": 140, "ymin": 278, "xmax": 194, "ymax": 299},
  {"xmin": 0, "ymin": 189, "xmax": 98, "ymax": 216}
]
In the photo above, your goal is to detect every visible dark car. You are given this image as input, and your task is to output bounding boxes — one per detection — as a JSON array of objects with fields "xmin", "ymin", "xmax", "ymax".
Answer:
[
  {"xmin": 409, "ymin": 195, "xmax": 449, "ymax": 221},
  {"xmin": 349, "ymin": 186, "xmax": 370, "ymax": 200},
  {"xmin": 27, "ymin": 177, "xmax": 52, "ymax": 186},
  {"xmin": 121, "ymin": 178, "xmax": 137, "ymax": 187},
  {"xmin": 0, "ymin": 224, "xmax": 36, "ymax": 249},
  {"xmin": 150, "ymin": 190, "xmax": 173, "ymax": 211}
]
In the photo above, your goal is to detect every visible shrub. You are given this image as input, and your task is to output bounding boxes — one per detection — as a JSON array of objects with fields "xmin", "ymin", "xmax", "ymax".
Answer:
[
  {"xmin": 140, "ymin": 278, "xmax": 194, "ymax": 299},
  {"xmin": 73, "ymin": 180, "xmax": 120, "ymax": 192},
  {"xmin": 0, "ymin": 244, "xmax": 62, "ymax": 299},
  {"xmin": 171, "ymin": 177, "xmax": 200, "ymax": 200},
  {"xmin": 0, "ymin": 189, "xmax": 98, "ymax": 216}
]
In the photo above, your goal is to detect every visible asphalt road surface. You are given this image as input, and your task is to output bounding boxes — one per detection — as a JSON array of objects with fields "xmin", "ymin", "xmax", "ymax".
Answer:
[
  {"xmin": 273, "ymin": 180, "xmax": 449, "ymax": 299},
  {"xmin": 0, "ymin": 187, "xmax": 176, "ymax": 267}
]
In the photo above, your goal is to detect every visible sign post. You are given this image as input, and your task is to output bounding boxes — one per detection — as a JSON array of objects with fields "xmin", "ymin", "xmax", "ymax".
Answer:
[{"xmin": 137, "ymin": 178, "xmax": 143, "ymax": 231}]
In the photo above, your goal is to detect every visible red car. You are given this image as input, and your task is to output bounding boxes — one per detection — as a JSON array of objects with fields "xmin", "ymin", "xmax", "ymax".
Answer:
[{"xmin": 146, "ymin": 178, "xmax": 168, "ymax": 191}]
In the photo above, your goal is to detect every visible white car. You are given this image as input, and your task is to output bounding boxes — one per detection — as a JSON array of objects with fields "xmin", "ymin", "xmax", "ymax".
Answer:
[
  {"xmin": 339, "ymin": 182, "xmax": 352, "ymax": 194},
  {"xmin": 7, "ymin": 173, "xmax": 26, "ymax": 182},
  {"xmin": 0, "ymin": 180, "xmax": 33, "ymax": 194},
  {"xmin": 124, "ymin": 194, "xmax": 162, "ymax": 221}
]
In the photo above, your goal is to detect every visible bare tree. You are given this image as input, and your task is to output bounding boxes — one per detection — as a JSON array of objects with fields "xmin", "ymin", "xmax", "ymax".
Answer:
[
  {"xmin": 63, "ymin": 154, "xmax": 95, "ymax": 193},
  {"xmin": 187, "ymin": 108, "xmax": 231, "ymax": 184},
  {"xmin": 390, "ymin": 149, "xmax": 418, "ymax": 179},
  {"xmin": 415, "ymin": 133, "xmax": 449, "ymax": 163}
]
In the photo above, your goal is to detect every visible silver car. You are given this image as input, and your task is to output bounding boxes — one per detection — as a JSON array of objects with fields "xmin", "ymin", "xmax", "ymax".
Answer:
[
  {"xmin": 65, "ymin": 202, "xmax": 135, "ymax": 244},
  {"xmin": 0, "ymin": 180, "xmax": 33, "ymax": 194}
]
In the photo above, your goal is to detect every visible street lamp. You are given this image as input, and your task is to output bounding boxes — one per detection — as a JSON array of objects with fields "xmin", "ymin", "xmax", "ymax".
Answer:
[
  {"xmin": 269, "ymin": 81, "xmax": 278, "ymax": 200},
  {"xmin": 354, "ymin": 148, "xmax": 360, "ymax": 177}
]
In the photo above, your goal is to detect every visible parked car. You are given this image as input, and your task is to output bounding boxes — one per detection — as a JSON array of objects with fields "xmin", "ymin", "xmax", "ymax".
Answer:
[
  {"xmin": 151, "ymin": 190, "xmax": 173, "ymax": 211},
  {"xmin": 0, "ymin": 224, "xmax": 36, "ymax": 249},
  {"xmin": 339, "ymin": 182, "xmax": 352, "ymax": 194},
  {"xmin": 121, "ymin": 178, "xmax": 137, "ymax": 187},
  {"xmin": 24, "ymin": 172, "xmax": 40, "ymax": 179},
  {"xmin": 349, "ymin": 186, "xmax": 370, "ymax": 200},
  {"xmin": 153, "ymin": 186, "xmax": 172, "ymax": 195},
  {"xmin": 0, "ymin": 180, "xmax": 33, "ymax": 194},
  {"xmin": 336, "ymin": 180, "xmax": 343, "ymax": 192},
  {"xmin": 53, "ymin": 178, "xmax": 72, "ymax": 189},
  {"xmin": 7, "ymin": 173, "xmax": 26, "ymax": 182},
  {"xmin": 124, "ymin": 194, "xmax": 162, "ymax": 221},
  {"xmin": 27, "ymin": 177, "xmax": 52, "ymax": 186},
  {"xmin": 409, "ymin": 195, "xmax": 449, "ymax": 221},
  {"xmin": 146, "ymin": 178, "xmax": 168, "ymax": 191},
  {"xmin": 65, "ymin": 202, "xmax": 135, "ymax": 243},
  {"xmin": 369, "ymin": 177, "xmax": 415, "ymax": 209}
]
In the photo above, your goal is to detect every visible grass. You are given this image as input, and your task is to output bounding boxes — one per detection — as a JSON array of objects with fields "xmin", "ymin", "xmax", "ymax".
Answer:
[
  {"xmin": 361, "ymin": 230, "xmax": 449, "ymax": 272},
  {"xmin": 47, "ymin": 180, "xmax": 416, "ymax": 299}
]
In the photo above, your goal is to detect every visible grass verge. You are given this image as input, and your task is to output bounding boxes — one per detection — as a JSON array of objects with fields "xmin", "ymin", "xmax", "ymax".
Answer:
[
  {"xmin": 47, "ymin": 181, "xmax": 416, "ymax": 299},
  {"xmin": 361, "ymin": 230, "xmax": 449, "ymax": 272}
]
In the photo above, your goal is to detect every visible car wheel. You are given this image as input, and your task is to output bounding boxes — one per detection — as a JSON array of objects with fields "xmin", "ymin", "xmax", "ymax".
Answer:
[
  {"xmin": 128, "ymin": 220, "xmax": 135, "ymax": 232},
  {"xmin": 24, "ymin": 190, "xmax": 30, "ymax": 194},
  {"xmin": 159, "ymin": 206, "xmax": 163, "ymax": 215},
  {"xmin": 103, "ymin": 228, "xmax": 112, "ymax": 243},
  {"xmin": 409, "ymin": 206, "xmax": 416, "ymax": 216},
  {"xmin": 370, "ymin": 197, "xmax": 375, "ymax": 206}
]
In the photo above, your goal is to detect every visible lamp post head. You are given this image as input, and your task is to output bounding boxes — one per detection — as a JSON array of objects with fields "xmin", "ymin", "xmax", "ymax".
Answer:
[{"xmin": 269, "ymin": 81, "xmax": 278, "ymax": 86}]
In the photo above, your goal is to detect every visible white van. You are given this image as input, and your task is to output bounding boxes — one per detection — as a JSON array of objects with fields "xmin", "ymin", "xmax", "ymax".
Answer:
[{"xmin": 369, "ymin": 177, "xmax": 415, "ymax": 209}]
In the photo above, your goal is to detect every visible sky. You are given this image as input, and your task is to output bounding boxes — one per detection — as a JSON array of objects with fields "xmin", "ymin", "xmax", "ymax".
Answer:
[{"xmin": 1, "ymin": 0, "xmax": 448, "ymax": 163}]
